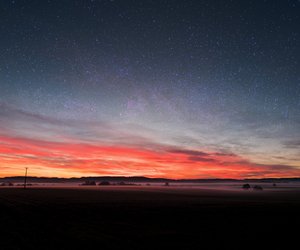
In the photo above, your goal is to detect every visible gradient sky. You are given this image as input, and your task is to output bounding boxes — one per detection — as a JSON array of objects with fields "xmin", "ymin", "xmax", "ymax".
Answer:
[{"xmin": 0, "ymin": 0, "xmax": 299, "ymax": 179}]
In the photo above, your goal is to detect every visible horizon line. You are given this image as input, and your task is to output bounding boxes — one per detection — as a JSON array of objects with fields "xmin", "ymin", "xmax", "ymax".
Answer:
[{"xmin": 1, "ymin": 175, "xmax": 300, "ymax": 181}]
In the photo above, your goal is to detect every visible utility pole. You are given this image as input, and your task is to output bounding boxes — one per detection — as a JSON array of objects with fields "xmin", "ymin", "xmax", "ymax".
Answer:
[{"xmin": 24, "ymin": 167, "xmax": 28, "ymax": 189}]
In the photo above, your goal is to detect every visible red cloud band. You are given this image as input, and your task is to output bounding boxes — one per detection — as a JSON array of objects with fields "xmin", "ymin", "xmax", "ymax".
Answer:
[{"xmin": 0, "ymin": 134, "xmax": 299, "ymax": 179}]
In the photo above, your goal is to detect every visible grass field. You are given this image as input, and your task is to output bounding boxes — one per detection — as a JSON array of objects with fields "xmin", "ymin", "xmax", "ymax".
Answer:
[{"xmin": 0, "ymin": 185, "xmax": 299, "ymax": 249}]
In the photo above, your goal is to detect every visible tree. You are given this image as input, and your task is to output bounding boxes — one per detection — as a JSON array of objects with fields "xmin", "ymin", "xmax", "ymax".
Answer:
[
  {"xmin": 253, "ymin": 185, "xmax": 263, "ymax": 191},
  {"xmin": 242, "ymin": 183, "xmax": 251, "ymax": 189},
  {"xmin": 82, "ymin": 180, "xmax": 96, "ymax": 186},
  {"xmin": 99, "ymin": 181, "xmax": 111, "ymax": 186}
]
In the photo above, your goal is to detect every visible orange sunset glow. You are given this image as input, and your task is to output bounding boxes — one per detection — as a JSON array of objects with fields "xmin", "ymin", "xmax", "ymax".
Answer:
[{"xmin": 1, "ymin": 130, "xmax": 300, "ymax": 179}]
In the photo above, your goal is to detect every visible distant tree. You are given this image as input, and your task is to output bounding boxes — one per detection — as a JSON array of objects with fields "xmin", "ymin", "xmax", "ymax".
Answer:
[
  {"xmin": 242, "ymin": 183, "xmax": 251, "ymax": 189},
  {"xmin": 0, "ymin": 182, "xmax": 14, "ymax": 186},
  {"xmin": 82, "ymin": 181, "xmax": 96, "ymax": 186},
  {"xmin": 253, "ymin": 185, "xmax": 263, "ymax": 191},
  {"xmin": 99, "ymin": 181, "xmax": 111, "ymax": 186}
]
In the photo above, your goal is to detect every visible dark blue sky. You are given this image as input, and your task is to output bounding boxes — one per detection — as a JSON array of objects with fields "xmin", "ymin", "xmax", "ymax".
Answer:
[{"xmin": 0, "ymin": 0, "xmax": 299, "ymax": 178}]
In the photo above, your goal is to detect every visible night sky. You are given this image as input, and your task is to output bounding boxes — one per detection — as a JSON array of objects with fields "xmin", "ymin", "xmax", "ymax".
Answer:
[{"xmin": 0, "ymin": 0, "xmax": 299, "ymax": 178}]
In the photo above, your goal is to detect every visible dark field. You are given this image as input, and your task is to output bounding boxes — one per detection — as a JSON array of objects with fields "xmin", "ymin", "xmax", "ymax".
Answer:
[{"xmin": 0, "ymin": 186, "xmax": 299, "ymax": 249}]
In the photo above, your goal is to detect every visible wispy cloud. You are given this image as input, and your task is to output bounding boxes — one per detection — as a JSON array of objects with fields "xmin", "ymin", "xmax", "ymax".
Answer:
[
  {"xmin": 1, "ymin": 132, "xmax": 300, "ymax": 178},
  {"xmin": 283, "ymin": 139, "xmax": 300, "ymax": 149},
  {"xmin": 1, "ymin": 103, "xmax": 299, "ymax": 178}
]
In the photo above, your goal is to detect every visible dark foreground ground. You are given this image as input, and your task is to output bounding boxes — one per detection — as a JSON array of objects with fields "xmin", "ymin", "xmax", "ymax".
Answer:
[{"xmin": 0, "ymin": 186, "xmax": 299, "ymax": 249}]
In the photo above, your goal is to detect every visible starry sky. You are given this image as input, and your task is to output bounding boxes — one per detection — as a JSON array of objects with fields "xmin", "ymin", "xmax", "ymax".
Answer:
[{"xmin": 0, "ymin": 0, "xmax": 299, "ymax": 179}]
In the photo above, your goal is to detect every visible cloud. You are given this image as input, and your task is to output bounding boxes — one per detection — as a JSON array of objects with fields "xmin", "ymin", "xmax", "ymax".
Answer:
[
  {"xmin": 188, "ymin": 156, "xmax": 217, "ymax": 162},
  {"xmin": 0, "ymin": 102, "xmax": 65, "ymax": 126},
  {"xmin": 1, "ymin": 103, "xmax": 300, "ymax": 179},
  {"xmin": 283, "ymin": 140, "xmax": 300, "ymax": 148},
  {"xmin": 1, "ymin": 132, "xmax": 300, "ymax": 179},
  {"xmin": 167, "ymin": 149, "xmax": 209, "ymax": 157},
  {"xmin": 214, "ymin": 152, "xmax": 236, "ymax": 157},
  {"xmin": 0, "ymin": 103, "xmax": 160, "ymax": 147}
]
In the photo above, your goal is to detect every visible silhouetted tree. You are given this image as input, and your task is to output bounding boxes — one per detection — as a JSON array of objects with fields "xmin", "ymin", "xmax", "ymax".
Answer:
[
  {"xmin": 242, "ymin": 183, "xmax": 251, "ymax": 189},
  {"xmin": 99, "ymin": 181, "xmax": 111, "ymax": 185},
  {"xmin": 253, "ymin": 185, "xmax": 263, "ymax": 191},
  {"xmin": 0, "ymin": 182, "xmax": 14, "ymax": 186},
  {"xmin": 81, "ymin": 181, "xmax": 96, "ymax": 186}
]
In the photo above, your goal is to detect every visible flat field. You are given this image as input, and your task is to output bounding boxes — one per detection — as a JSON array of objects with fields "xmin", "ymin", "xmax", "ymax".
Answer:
[{"xmin": 0, "ymin": 184, "xmax": 299, "ymax": 249}]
